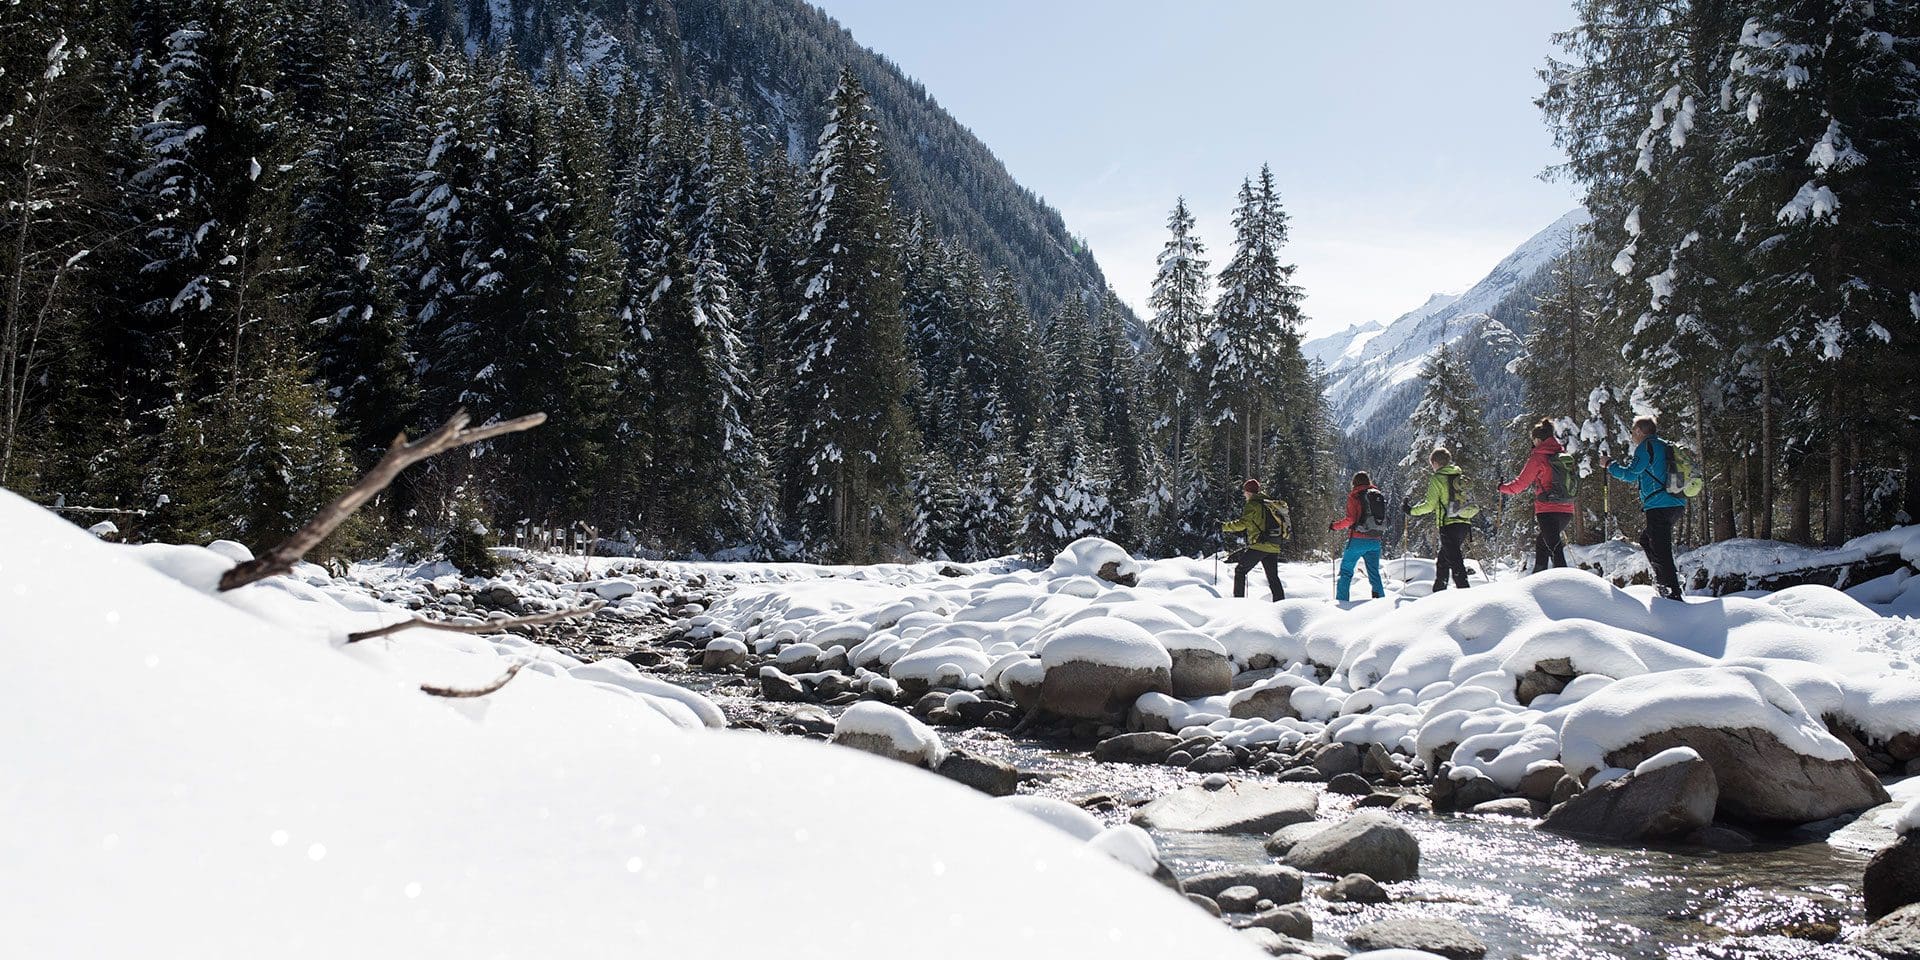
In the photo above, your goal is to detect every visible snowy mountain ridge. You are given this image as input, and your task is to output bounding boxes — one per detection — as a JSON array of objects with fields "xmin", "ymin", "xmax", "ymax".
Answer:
[{"xmin": 1304, "ymin": 209, "xmax": 1589, "ymax": 439}]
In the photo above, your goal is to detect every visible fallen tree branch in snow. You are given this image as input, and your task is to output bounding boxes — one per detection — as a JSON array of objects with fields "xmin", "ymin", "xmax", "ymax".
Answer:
[
  {"xmin": 345, "ymin": 601, "xmax": 606, "ymax": 644},
  {"xmin": 419, "ymin": 660, "xmax": 529, "ymax": 698},
  {"xmin": 218, "ymin": 408, "xmax": 546, "ymax": 592}
]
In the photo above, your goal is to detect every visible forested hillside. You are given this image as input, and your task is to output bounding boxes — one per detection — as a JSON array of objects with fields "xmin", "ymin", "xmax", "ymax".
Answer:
[{"xmin": 2, "ymin": 0, "xmax": 1328, "ymax": 565}]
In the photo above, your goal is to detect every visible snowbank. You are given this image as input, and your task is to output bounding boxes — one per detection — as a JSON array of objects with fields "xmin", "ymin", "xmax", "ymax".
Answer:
[
  {"xmin": 0, "ymin": 492, "xmax": 1262, "ymax": 958},
  {"xmin": 693, "ymin": 535, "xmax": 1920, "ymax": 814}
]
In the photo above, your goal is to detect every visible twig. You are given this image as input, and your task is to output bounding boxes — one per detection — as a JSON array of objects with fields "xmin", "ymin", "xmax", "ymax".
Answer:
[
  {"xmin": 218, "ymin": 408, "xmax": 545, "ymax": 591},
  {"xmin": 420, "ymin": 660, "xmax": 528, "ymax": 698},
  {"xmin": 345, "ymin": 601, "xmax": 604, "ymax": 643}
]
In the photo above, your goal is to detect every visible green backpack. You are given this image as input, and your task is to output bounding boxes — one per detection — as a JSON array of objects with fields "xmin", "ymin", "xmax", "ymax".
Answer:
[
  {"xmin": 1658, "ymin": 439, "xmax": 1704, "ymax": 498},
  {"xmin": 1257, "ymin": 498, "xmax": 1292, "ymax": 544}
]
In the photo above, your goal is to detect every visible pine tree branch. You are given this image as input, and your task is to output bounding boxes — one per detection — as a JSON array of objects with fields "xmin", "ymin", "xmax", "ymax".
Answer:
[
  {"xmin": 345, "ymin": 601, "xmax": 604, "ymax": 644},
  {"xmin": 217, "ymin": 408, "xmax": 546, "ymax": 591},
  {"xmin": 419, "ymin": 660, "xmax": 529, "ymax": 699}
]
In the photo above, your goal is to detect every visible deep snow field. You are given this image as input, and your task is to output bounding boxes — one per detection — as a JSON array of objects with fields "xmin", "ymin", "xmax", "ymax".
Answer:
[{"xmin": 7, "ymin": 483, "xmax": 1920, "ymax": 959}]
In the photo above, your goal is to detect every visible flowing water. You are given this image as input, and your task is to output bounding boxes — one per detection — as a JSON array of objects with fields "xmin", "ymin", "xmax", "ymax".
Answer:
[
  {"xmin": 952, "ymin": 729, "xmax": 1881, "ymax": 960},
  {"xmin": 655, "ymin": 662, "xmax": 1885, "ymax": 960}
]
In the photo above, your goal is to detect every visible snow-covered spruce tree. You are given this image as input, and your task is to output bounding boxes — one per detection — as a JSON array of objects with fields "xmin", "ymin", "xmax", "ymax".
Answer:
[
  {"xmin": 634, "ymin": 115, "xmax": 780, "ymax": 553},
  {"xmin": 1206, "ymin": 167, "xmax": 1306, "ymax": 485},
  {"xmin": 1143, "ymin": 197, "xmax": 1211, "ymax": 554},
  {"xmin": 787, "ymin": 70, "xmax": 917, "ymax": 562},
  {"xmin": 290, "ymin": 31, "xmax": 419, "ymax": 475},
  {"xmin": 985, "ymin": 270, "xmax": 1045, "ymax": 445},
  {"xmin": 0, "ymin": 0, "xmax": 124, "ymax": 494},
  {"xmin": 1402, "ymin": 344, "xmax": 1495, "ymax": 553},
  {"xmin": 125, "ymin": 0, "xmax": 283, "ymax": 403},
  {"xmin": 1723, "ymin": 1, "xmax": 1920, "ymax": 544},
  {"xmin": 1090, "ymin": 291, "xmax": 1147, "ymax": 545}
]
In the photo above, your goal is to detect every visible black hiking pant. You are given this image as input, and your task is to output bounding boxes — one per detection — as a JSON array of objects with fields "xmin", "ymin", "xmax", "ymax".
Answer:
[
  {"xmin": 1533, "ymin": 512, "xmax": 1571, "ymax": 572},
  {"xmin": 1641, "ymin": 505, "xmax": 1684, "ymax": 599},
  {"xmin": 1232, "ymin": 549, "xmax": 1284, "ymax": 600},
  {"xmin": 1433, "ymin": 523, "xmax": 1472, "ymax": 591}
]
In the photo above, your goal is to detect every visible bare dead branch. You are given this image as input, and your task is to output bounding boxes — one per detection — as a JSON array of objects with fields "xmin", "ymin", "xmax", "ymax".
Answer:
[
  {"xmin": 420, "ymin": 660, "xmax": 528, "ymax": 698},
  {"xmin": 218, "ymin": 408, "xmax": 546, "ymax": 591},
  {"xmin": 345, "ymin": 600, "xmax": 605, "ymax": 644}
]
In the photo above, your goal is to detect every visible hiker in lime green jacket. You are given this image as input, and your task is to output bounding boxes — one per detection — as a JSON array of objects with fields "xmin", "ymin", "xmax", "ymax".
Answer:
[
  {"xmin": 1402, "ymin": 447, "xmax": 1477, "ymax": 592},
  {"xmin": 1221, "ymin": 478, "xmax": 1285, "ymax": 600}
]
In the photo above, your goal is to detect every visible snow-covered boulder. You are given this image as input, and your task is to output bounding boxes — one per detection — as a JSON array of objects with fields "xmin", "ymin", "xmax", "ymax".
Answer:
[
  {"xmin": 1279, "ymin": 811, "xmax": 1421, "ymax": 882},
  {"xmin": 1229, "ymin": 673, "xmax": 1310, "ymax": 720},
  {"xmin": 1161, "ymin": 629, "xmax": 1234, "ymax": 698},
  {"xmin": 1130, "ymin": 781, "xmax": 1317, "ymax": 835},
  {"xmin": 830, "ymin": 702, "xmax": 945, "ymax": 768},
  {"xmin": 1560, "ymin": 667, "xmax": 1889, "ymax": 826},
  {"xmin": 1046, "ymin": 537, "xmax": 1140, "ymax": 586},
  {"xmin": 1036, "ymin": 617, "xmax": 1172, "ymax": 720},
  {"xmin": 1539, "ymin": 747, "xmax": 1716, "ymax": 841}
]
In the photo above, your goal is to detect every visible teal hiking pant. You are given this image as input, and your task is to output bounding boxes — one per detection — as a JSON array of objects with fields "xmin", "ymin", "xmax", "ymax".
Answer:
[{"xmin": 1338, "ymin": 537, "xmax": 1385, "ymax": 601}]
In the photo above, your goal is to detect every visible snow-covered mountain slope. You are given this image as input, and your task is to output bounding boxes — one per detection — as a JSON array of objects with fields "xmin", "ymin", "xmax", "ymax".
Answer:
[{"xmin": 1305, "ymin": 209, "xmax": 1590, "ymax": 438}]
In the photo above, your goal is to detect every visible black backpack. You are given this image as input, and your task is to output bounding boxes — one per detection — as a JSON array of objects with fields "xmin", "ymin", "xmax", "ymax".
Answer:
[
  {"xmin": 1541, "ymin": 453, "xmax": 1578, "ymax": 503},
  {"xmin": 1357, "ymin": 488, "xmax": 1389, "ymax": 534}
]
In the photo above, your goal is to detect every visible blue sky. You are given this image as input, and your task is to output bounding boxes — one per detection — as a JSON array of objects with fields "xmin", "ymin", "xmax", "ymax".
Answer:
[{"xmin": 810, "ymin": 0, "xmax": 1585, "ymax": 340}]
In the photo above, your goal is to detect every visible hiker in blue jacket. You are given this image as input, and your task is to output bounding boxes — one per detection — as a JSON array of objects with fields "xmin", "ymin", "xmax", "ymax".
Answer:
[{"xmin": 1607, "ymin": 415, "xmax": 1686, "ymax": 600}]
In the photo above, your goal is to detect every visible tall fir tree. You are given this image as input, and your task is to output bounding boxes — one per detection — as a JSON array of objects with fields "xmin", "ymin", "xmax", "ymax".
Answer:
[{"xmin": 787, "ymin": 70, "xmax": 917, "ymax": 561}]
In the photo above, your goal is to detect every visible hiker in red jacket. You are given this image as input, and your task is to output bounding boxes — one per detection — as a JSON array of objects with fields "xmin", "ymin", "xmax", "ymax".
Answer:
[
  {"xmin": 1499, "ymin": 418, "xmax": 1578, "ymax": 574},
  {"xmin": 1328, "ymin": 471, "xmax": 1389, "ymax": 601}
]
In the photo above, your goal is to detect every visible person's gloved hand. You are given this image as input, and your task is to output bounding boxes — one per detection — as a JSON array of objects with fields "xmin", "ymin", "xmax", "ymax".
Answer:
[{"xmin": 1401, "ymin": 497, "xmax": 1413, "ymax": 515}]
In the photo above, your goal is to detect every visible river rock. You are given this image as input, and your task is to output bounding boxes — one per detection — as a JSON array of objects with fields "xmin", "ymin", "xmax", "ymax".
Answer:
[
  {"xmin": 1355, "ymin": 792, "xmax": 1400, "ymax": 809},
  {"xmin": 1242, "ymin": 903, "xmax": 1313, "ymax": 940},
  {"xmin": 1328, "ymin": 773, "xmax": 1372, "ymax": 796},
  {"xmin": 1519, "ymin": 762, "xmax": 1567, "ymax": 802},
  {"xmin": 1470, "ymin": 798, "xmax": 1539, "ymax": 819},
  {"xmin": 1187, "ymin": 748, "xmax": 1236, "ymax": 773},
  {"xmin": 1314, "ymin": 742, "xmax": 1364, "ymax": 777},
  {"xmin": 1345, "ymin": 916, "xmax": 1488, "ymax": 959},
  {"xmin": 933, "ymin": 748, "xmax": 1019, "ymax": 796},
  {"xmin": 1391, "ymin": 795, "xmax": 1434, "ymax": 815},
  {"xmin": 1515, "ymin": 668, "xmax": 1568, "ymax": 706},
  {"xmin": 700, "ymin": 639, "xmax": 749, "ymax": 671},
  {"xmin": 1550, "ymin": 774, "xmax": 1583, "ymax": 805},
  {"xmin": 758, "ymin": 666, "xmax": 811, "ymax": 703},
  {"xmin": 1094, "ymin": 731, "xmax": 1183, "ymax": 764},
  {"xmin": 1890, "ymin": 732, "xmax": 1920, "ymax": 762},
  {"xmin": 1133, "ymin": 781, "xmax": 1318, "ymax": 834},
  {"xmin": 1541, "ymin": 753, "xmax": 1717, "ymax": 841},
  {"xmin": 1240, "ymin": 930, "xmax": 1350, "ymax": 960},
  {"xmin": 1278, "ymin": 766, "xmax": 1326, "ymax": 783},
  {"xmin": 1853, "ymin": 902, "xmax": 1920, "ymax": 959},
  {"xmin": 1327, "ymin": 872, "xmax": 1389, "ymax": 903},
  {"xmin": 1182, "ymin": 864, "xmax": 1306, "ymax": 905},
  {"xmin": 1280, "ymin": 810, "xmax": 1420, "ymax": 882},
  {"xmin": 1170, "ymin": 647, "xmax": 1234, "ymax": 698},
  {"xmin": 1601, "ymin": 725, "xmax": 1889, "ymax": 827},
  {"xmin": 1186, "ymin": 893, "xmax": 1222, "ymax": 918},
  {"xmin": 1230, "ymin": 683, "xmax": 1301, "ymax": 721},
  {"xmin": 1869, "ymin": 834, "xmax": 1920, "ymax": 921},
  {"xmin": 1686, "ymin": 825, "xmax": 1757, "ymax": 851},
  {"xmin": 1434, "ymin": 773, "xmax": 1502, "ymax": 811},
  {"xmin": 1215, "ymin": 884, "xmax": 1263, "ymax": 912},
  {"xmin": 1264, "ymin": 822, "xmax": 1329, "ymax": 858}
]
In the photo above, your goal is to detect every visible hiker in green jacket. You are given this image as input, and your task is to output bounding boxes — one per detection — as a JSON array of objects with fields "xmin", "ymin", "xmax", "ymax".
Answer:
[
  {"xmin": 1221, "ymin": 478, "xmax": 1286, "ymax": 600},
  {"xmin": 1403, "ymin": 447, "xmax": 1478, "ymax": 592}
]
